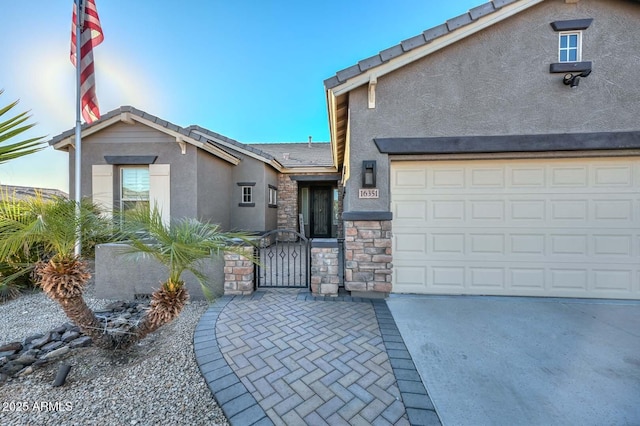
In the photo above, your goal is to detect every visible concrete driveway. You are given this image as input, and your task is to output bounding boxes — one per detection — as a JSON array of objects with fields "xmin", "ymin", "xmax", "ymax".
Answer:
[{"xmin": 387, "ymin": 296, "xmax": 640, "ymax": 426}]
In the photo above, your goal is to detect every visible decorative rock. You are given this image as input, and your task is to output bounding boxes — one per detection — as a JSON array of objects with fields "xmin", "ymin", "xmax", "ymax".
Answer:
[
  {"xmin": 1, "ymin": 362, "xmax": 24, "ymax": 376},
  {"xmin": 1, "ymin": 300, "xmax": 148, "ymax": 380},
  {"xmin": 23, "ymin": 333, "xmax": 44, "ymax": 346},
  {"xmin": 43, "ymin": 346, "xmax": 70, "ymax": 360},
  {"xmin": 0, "ymin": 341, "xmax": 22, "ymax": 352},
  {"xmin": 30, "ymin": 333, "xmax": 52, "ymax": 349},
  {"xmin": 15, "ymin": 354, "xmax": 37, "ymax": 365},
  {"xmin": 69, "ymin": 336, "xmax": 92, "ymax": 349},
  {"xmin": 17, "ymin": 366, "xmax": 33, "ymax": 377},
  {"xmin": 52, "ymin": 325, "xmax": 67, "ymax": 334},
  {"xmin": 41, "ymin": 340, "xmax": 64, "ymax": 352},
  {"xmin": 61, "ymin": 330, "xmax": 80, "ymax": 342}
]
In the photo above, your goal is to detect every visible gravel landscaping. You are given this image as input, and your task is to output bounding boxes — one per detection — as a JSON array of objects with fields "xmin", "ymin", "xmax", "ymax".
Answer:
[{"xmin": 0, "ymin": 289, "xmax": 228, "ymax": 425}]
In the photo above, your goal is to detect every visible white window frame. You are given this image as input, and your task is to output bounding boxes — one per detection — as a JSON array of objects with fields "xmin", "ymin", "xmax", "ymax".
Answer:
[
  {"xmin": 120, "ymin": 166, "xmax": 150, "ymax": 214},
  {"xmin": 268, "ymin": 186, "xmax": 277, "ymax": 206},
  {"xmin": 241, "ymin": 186, "xmax": 253, "ymax": 203},
  {"xmin": 558, "ymin": 31, "xmax": 582, "ymax": 63}
]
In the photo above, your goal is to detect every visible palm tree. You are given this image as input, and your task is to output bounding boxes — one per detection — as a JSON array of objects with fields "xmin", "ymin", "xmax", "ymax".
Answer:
[
  {"xmin": 0, "ymin": 90, "xmax": 46, "ymax": 164},
  {"xmin": 0, "ymin": 195, "xmax": 118, "ymax": 347},
  {"xmin": 116, "ymin": 206, "xmax": 256, "ymax": 347},
  {"xmin": 0, "ymin": 196, "xmax": 255, "ymax": 349}
]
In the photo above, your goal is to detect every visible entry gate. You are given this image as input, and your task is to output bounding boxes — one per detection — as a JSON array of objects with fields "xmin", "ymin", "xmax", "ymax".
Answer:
[{"xmin": 256, "ymin": 229, "xmax": 309, "ymax": 288}]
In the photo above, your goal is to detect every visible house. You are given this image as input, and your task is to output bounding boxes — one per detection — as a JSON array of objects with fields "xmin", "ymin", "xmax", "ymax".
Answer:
[
  {"xmin": 47, "ymin": 106, "xmax": 342, "ymax": 298},
  {"xmin": 48, "ymin": 106, "xmax": 339, "ymax": 239},
  {"xmin": 324, "ymin": 0, "xmax": 640, "ymax": 300},
  {"xmin": 50, "ymin": 0, "xmax": 640, "ymax": 300}
]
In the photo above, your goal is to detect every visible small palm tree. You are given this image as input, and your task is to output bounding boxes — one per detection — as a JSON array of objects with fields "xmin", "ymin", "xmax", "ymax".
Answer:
[
  {"xmin": 117, "ymin": 206, "xmax": 256, "ymax": 346},
  {"xmin": 0, "ymin": 195, "xmax": 118, "ymax": 348},
  {"xmin": 0, "ymin": 90, "xmax": 46, "ymax": 164},
  {"xmin": 0, "ymin": 195, "xmax": 256, "ymax": 349}
]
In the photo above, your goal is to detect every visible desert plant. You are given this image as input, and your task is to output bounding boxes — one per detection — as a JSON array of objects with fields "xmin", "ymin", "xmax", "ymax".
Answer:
[
  {"xmin": 0, "ymin": 195, "xmax": 119, "ymax": 347},
  {"xmin": 114, "ymin": 205, "xmax": 256, "ymax": 347},
  {"xmin": 0, "ymin": 90, "xmax": 46, "ymax": 164}
]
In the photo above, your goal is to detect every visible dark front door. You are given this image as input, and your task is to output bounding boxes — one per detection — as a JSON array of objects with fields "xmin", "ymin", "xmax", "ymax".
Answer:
[{"xmin": 310, "ymin": 187, "xmax": 331, "ymax": 238}]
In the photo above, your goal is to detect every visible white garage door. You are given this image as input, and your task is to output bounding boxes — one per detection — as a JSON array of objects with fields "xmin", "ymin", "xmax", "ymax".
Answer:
[{"xmin": 391, "ymin": 157, "xmax": 640, "ymax": 299}]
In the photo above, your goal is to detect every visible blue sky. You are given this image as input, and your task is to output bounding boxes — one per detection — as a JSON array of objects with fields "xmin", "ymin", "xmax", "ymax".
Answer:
[{"xmin": 0, "ymin": 0, "xmax": 483, "ymax": 192}]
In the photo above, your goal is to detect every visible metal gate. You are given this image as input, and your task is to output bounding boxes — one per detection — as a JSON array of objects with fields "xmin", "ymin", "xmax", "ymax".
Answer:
[{"xmin": 256, "ymin": 229, "xmax": 309, "ymax": 288}]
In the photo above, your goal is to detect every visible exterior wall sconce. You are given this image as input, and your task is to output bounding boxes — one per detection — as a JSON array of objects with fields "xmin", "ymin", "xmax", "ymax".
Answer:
[
  {"xmin": 362, "ymin": 161, "xmax": 376, "ymax": 188},
  {"xmin": 563, "ymin": 69, "xmax": 591, "ymax": 88}
]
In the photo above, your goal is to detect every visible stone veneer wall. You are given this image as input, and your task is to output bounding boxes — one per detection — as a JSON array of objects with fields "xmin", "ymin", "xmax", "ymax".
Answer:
[
  {"xmin": 223, "ymin": 247, "xmax": 255, "ymax": 295},
  {"xmin": 277, "ymin": 174, "xmax": 298, "ymax": 231},
  {"xmin": 344, "ymin": 220, "xmax": 392, "ymax": 293},
  {"xmin": 310, "ymin": 243, "xmax": 340, "ymax": 296}
]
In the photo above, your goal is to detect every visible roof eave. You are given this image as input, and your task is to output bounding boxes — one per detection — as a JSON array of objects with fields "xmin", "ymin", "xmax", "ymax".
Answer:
[{"xmin": 327, "ymin": 0, "xmax": 544, "ymax": 97}]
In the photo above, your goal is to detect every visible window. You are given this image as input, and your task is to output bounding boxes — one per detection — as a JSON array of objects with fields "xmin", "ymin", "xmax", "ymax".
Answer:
[
  {"xmin": 241, "ymin": 186, "xmax": 253, "ymax": 203},
  {"xmin": 237, "ymin": 182, "xmax": 255, "ymax": 207},
  {"xmin": 301, "ymin": 187, "xmax": 309, "ymax": 225},
  {"xmin": 333, "ymin": 188, "xmax": 339, "ymax": 225},
  {"xmin": 121, "ymin": 167, "xmax": 149, "ymax": 214},
  {"xmin": 268, "ymin": 185, "xmax": 277, "ymax": 207},
  {"xmin": 559, "ymin": 32, "xmax": 581, "ymax": 62}
]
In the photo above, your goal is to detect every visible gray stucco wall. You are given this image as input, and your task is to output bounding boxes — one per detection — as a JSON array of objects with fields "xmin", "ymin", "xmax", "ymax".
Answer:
[
  {"xmin": 229, "ymin": 153, "xmax": 273, "ymax": 232},
  {"xmin": 70, "ymin": 122, "xmax": 199, "ymax": 219},
  {"xmin": 196, "ymin": 149, "xmax": 233, "ymax": 229},
  {"xmin": 94, "ymin": 243, "xmax": 225, "ymax": 301},
  {"xmin": 69, "ymin": 122, "xmax": 241, "ymax": 224},
  {"xmin": 345, "ymin": 0, "xmax": 640, "ymax": 212},
  {"xmin": 264, "ymin": 166, "xmax": 279, "ymax": 231}
]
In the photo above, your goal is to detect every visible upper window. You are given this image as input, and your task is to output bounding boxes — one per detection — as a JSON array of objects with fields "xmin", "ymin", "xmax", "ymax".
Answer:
[
  {"xmin": 559, "ymin": 32, "xmax": 581, "ymax": 62},
  {"xmin": 241, "ymin": 186, "xmax": 253, "ymax": 203},
  {"xmin": 268, "ymin": 186, "xmax": 277, "ymax": 207},
  {"xmin": 121, "ymin": 166, "xmax": 149, "ymax": 214}
]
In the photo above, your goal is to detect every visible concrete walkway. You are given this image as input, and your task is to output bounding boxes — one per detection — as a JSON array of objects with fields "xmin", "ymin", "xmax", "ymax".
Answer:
[
  {"xmin": 194, "ymin": 290, "xmax": 439, "ymax": 425},
  {"xmin": 388, "ymin": 295, "xmax": 640, "ymax": 426}
]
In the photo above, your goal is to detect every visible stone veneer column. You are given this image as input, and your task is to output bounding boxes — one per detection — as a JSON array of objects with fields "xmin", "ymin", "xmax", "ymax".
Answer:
[
  {"xmin": 344, "ymin": 220, "xmax": 392, "ymax": 294},
  {"xmin": 223, "ymin": 247, "xmax": 255, "ymax": 295},
  {"xmin": 277, "ymin": 174, "xmax": 298, "ymax": 231},
  {"xmin": 310, "ymin": 241, "xmax": 340, "ymax": 296}
]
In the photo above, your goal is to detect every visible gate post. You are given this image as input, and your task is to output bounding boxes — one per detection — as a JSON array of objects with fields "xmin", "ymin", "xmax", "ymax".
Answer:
[
  {"xmin": 224, "ymin": 246, "xmax": 255, "ymax": 295},
  {"xmin": 310, "ymin": 239, "xmax": 340, "ymax": 296}
]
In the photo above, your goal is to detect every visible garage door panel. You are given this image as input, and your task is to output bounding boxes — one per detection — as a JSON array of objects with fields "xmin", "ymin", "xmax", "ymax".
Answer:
[
  {"xmin": 593, "ymin": 165, "xmax": 633, "ymax": 186},
  {"xmin": 470, "ymin": 168, "xmax": 504, "ymax": 187},
  {"xmin": 391, "ymin": 158, "xmax": 640, "ymax": 299},
  {"xmin": 510, "ymin": 268, "xmax": 546, "ymax": 290},
  {"xmin": 593, "ymin": 199, "xmax": 633, "ymax": 221},
  {"xmin": 431, "ymin": 233, "xmax": 465, "ymax": 254},
  {"xmin": 593, "ymin": 269, "xmax": 633, "ymax": 293},
  {"xmin": 593, "ymin": 235, "xmax": 632, "ymax": 256},
  {"xmin": 432, "ymin": 168, "xmax": 465, "ymax": 188}
]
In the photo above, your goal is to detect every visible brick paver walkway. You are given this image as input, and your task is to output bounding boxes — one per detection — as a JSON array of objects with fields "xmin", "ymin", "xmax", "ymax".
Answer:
[{"xmin": 194, "ymin": 290, "xmax": 439, "ymax": 425}]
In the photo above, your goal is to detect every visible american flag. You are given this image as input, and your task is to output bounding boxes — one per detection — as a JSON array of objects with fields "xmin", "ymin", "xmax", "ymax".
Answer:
[{"xmin": 70, "ymin": 0, "xmax": 104, "ymax": 123}]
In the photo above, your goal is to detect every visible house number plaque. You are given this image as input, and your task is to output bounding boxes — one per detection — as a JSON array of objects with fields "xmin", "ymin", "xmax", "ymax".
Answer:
[{"xmin": 359, "ymin": 188, "xmax": 379, "ymax": 199}]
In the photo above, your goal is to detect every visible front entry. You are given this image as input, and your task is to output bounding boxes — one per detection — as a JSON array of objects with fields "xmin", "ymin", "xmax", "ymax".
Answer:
[{"xmin": 310, "ymin": 186, "xmax": 331, "ymax": 238}]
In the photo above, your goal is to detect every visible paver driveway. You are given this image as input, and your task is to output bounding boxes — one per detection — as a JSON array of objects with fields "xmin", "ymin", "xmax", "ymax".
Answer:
[{"xmin": 387, "ymin": 296, "xmax": 640, "ymax": 426}]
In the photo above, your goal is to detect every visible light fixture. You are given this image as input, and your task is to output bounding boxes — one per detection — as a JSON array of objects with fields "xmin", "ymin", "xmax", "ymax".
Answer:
[
  {"xmin": 563, "ymin": 69, "xmax": 592, "ymax": 89},
  {"xmin": 362, "ymin": 161, "xmax": 376, "ymax": 188}
]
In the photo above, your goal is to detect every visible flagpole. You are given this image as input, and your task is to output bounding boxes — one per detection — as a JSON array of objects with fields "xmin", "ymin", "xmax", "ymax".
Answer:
[{"xmin": 74, "ymin": 0, "xmax": 82, "ymax": 257}]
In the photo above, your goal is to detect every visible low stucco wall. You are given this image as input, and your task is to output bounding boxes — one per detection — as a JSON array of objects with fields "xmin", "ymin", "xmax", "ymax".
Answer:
[{"xmin": 95, "ymin": 243, "xmax": 225, "ymax": 301}]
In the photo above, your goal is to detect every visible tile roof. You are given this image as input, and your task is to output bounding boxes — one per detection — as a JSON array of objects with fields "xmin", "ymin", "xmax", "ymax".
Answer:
[
  {"xmin": 46, "ymin": 106, "xmax": 332, "ymax": 169},
  {"xmin": 324, "ymin": 0, "xmax": 518, "ymax": 89},
  {"xmin": 249, "ymin": 142, "xmax": 333, "ymax": 168}
]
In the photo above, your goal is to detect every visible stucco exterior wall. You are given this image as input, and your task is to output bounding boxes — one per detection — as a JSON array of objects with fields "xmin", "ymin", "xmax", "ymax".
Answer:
[
  {"xmin": 345, "ymin": 0, "xmax": 640, "ymax": 213},
  {"xmin": 229, "ymin": 154, "xmax": 272, "ymax": 232},
  {"xmin": 196, "ymin": 150, "xmax": 233, "ymax": 229},
  {"xmin": 69, "ymin": 122, "xmax": 199, "ymax": 219}
]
